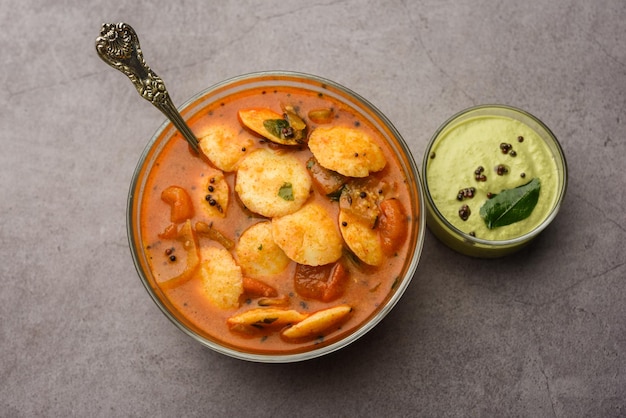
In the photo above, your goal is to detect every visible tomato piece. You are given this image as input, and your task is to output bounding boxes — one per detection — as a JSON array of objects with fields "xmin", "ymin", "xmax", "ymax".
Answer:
[
  {"xmin": 379, "ymin": 199, "xmax": 408, "ymax": 256},
  {"xmin": 161, "ymin": 186, "xmax": 194, "ymax": 223},
  {"xmin": 322, "ymin": 263, "xmax": 348, "ymax": 302},
  {"xmin": 294, "ymin": 262, "xmax": 348, "ymax": 301},
  {"xmin": 294, "ymin": 264, "xmax": 330, "ymax": 300}
]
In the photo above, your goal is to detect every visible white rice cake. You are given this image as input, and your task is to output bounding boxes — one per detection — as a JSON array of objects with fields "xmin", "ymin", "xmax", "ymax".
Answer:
[
  {"xmin": 198, "ymin": 246, "xmax": 243, "ymax": 310},
  {"xmin": 198, "ymin": 125, "xmax": 255, "ymax": 172},
  {"xmin": 235, "ymin": 149, "xmax": 312, "ymax": 218},
  {"xmin": 235, "ymin": 222, "xmax": 291, "ymax": 279},
  {"xmin": 308, "ymin": 126, "xmax": 386, "ymax": 177},
  {"xmin": 272, "ymin": 202, "xmax": 343, "ymax": 266},
  {"xmin": 339, "ymin": 208, "xmax": 384, "ymax": 266}
]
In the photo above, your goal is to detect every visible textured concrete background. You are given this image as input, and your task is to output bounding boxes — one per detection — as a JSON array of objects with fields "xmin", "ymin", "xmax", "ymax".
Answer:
[{"xmin": 1, "ymin": 0, "xmax": 625, "ymax": 417}]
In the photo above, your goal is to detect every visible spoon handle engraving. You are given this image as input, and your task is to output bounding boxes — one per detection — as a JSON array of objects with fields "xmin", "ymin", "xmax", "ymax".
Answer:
[{"xmin": 96, "ymin": 23, "xmax": 199, "ymax": 153}]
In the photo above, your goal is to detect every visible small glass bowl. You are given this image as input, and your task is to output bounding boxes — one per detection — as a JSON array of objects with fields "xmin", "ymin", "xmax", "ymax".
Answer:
[
  {"xmin": 127, "ymin": 71, "xmax": 426, "ymax": 362},
  {"xmin": 422, "ymin": 105, "xmax": 567, "ymax": 258}
]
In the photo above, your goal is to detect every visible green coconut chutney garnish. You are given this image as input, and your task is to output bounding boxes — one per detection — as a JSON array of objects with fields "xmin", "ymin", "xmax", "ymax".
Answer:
[{"xmin": 479, "ymin": 178, "xmax": 541, "ymax": 229}]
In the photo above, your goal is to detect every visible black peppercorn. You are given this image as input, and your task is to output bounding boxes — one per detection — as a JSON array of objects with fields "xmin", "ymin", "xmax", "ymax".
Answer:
[
  {"xmin": 458, "ymin": 204, "xmax": 471, "ymax": 221},
  {"xmin": 281, "ymin": 127, "xmax": 294, "ymax": 138},
  {"xmin": 474, "ymin": 166, "xmax": 487, "ymax": 181},
  {"xmin": 517, "ymin": 136, "xmax": 524, "ymax": 142},
  {"xmin": 457, "ymin": 187, "xmax": 476, "ymax": 200}
]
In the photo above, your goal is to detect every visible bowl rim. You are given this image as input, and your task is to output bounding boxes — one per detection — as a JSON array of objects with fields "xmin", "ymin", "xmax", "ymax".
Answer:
[
  {"xmin": 421, "ymin": 104, "xmax": 568, "ymax": 250},
  {"xmin": 126, "ymin": 70, "xmax": 426, "ymax": 362}
]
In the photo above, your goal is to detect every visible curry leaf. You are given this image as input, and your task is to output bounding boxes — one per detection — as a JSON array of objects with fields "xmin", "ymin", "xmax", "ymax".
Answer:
[
  {"xmin": 263, "ymin": 119, "xmax": 290, "ymax": 139},
  {"xmin": 278, "ymin": 182, "xmax": 294, "ymax": 201},
  {"xmin": 326, "ymin": 184, "xmax": 346, "ymax": 202},
  {"xmin": 479, "ymin": 178, "xmax": 541, "ymax": 229}
]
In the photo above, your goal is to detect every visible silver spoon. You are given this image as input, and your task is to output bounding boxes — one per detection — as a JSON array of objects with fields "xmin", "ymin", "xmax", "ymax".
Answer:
[{"xmin": 95, "ymin": 22, "xmax": 200, "ymax": 153}]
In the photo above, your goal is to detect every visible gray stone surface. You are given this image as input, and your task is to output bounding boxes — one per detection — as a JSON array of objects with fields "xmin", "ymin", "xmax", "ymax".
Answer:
[{"xmin": 1, "ymin": 1, "xmax": 625, "ymax": 417}]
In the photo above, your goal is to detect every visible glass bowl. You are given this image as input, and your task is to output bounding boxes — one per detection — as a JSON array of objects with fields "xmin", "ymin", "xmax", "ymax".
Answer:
[
  {"xmin": 422, "ymin": 105, "xmax": 567, "ymax": 258},
  {"xmin": 127, "ymin": 71, "xmax": 426, "ymax": 362}
]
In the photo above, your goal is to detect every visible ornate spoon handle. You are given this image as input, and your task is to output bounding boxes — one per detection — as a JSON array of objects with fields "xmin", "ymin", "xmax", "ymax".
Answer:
[{"xmin": 95, "ymin": 23, "xmax": 199, "ymax": 153}]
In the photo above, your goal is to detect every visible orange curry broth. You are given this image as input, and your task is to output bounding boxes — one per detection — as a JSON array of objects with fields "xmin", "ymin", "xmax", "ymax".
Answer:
[{"xmin": 139, "ymin": 85, "xmax": 416, "ymax": 354}]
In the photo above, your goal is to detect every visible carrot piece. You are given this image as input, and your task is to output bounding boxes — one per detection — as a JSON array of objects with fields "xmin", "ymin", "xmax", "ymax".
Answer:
[
  {"xmin": 158, "ymin": 223, "xmax": 178, "ymax": 240},
  {"xmin": 161, "ymin": 186, "xmax": 194, "ymax": 223},
  {"xmin": 242, "ymin": 277, "xmax": 278, "ymax": 298},
  {"xmin": 379, "ymin": 199, "xmax": 408, "ymax": 256},
  {"xmin": 258, "ymin": 296, "xmax": 290, "ymax": 307}
]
